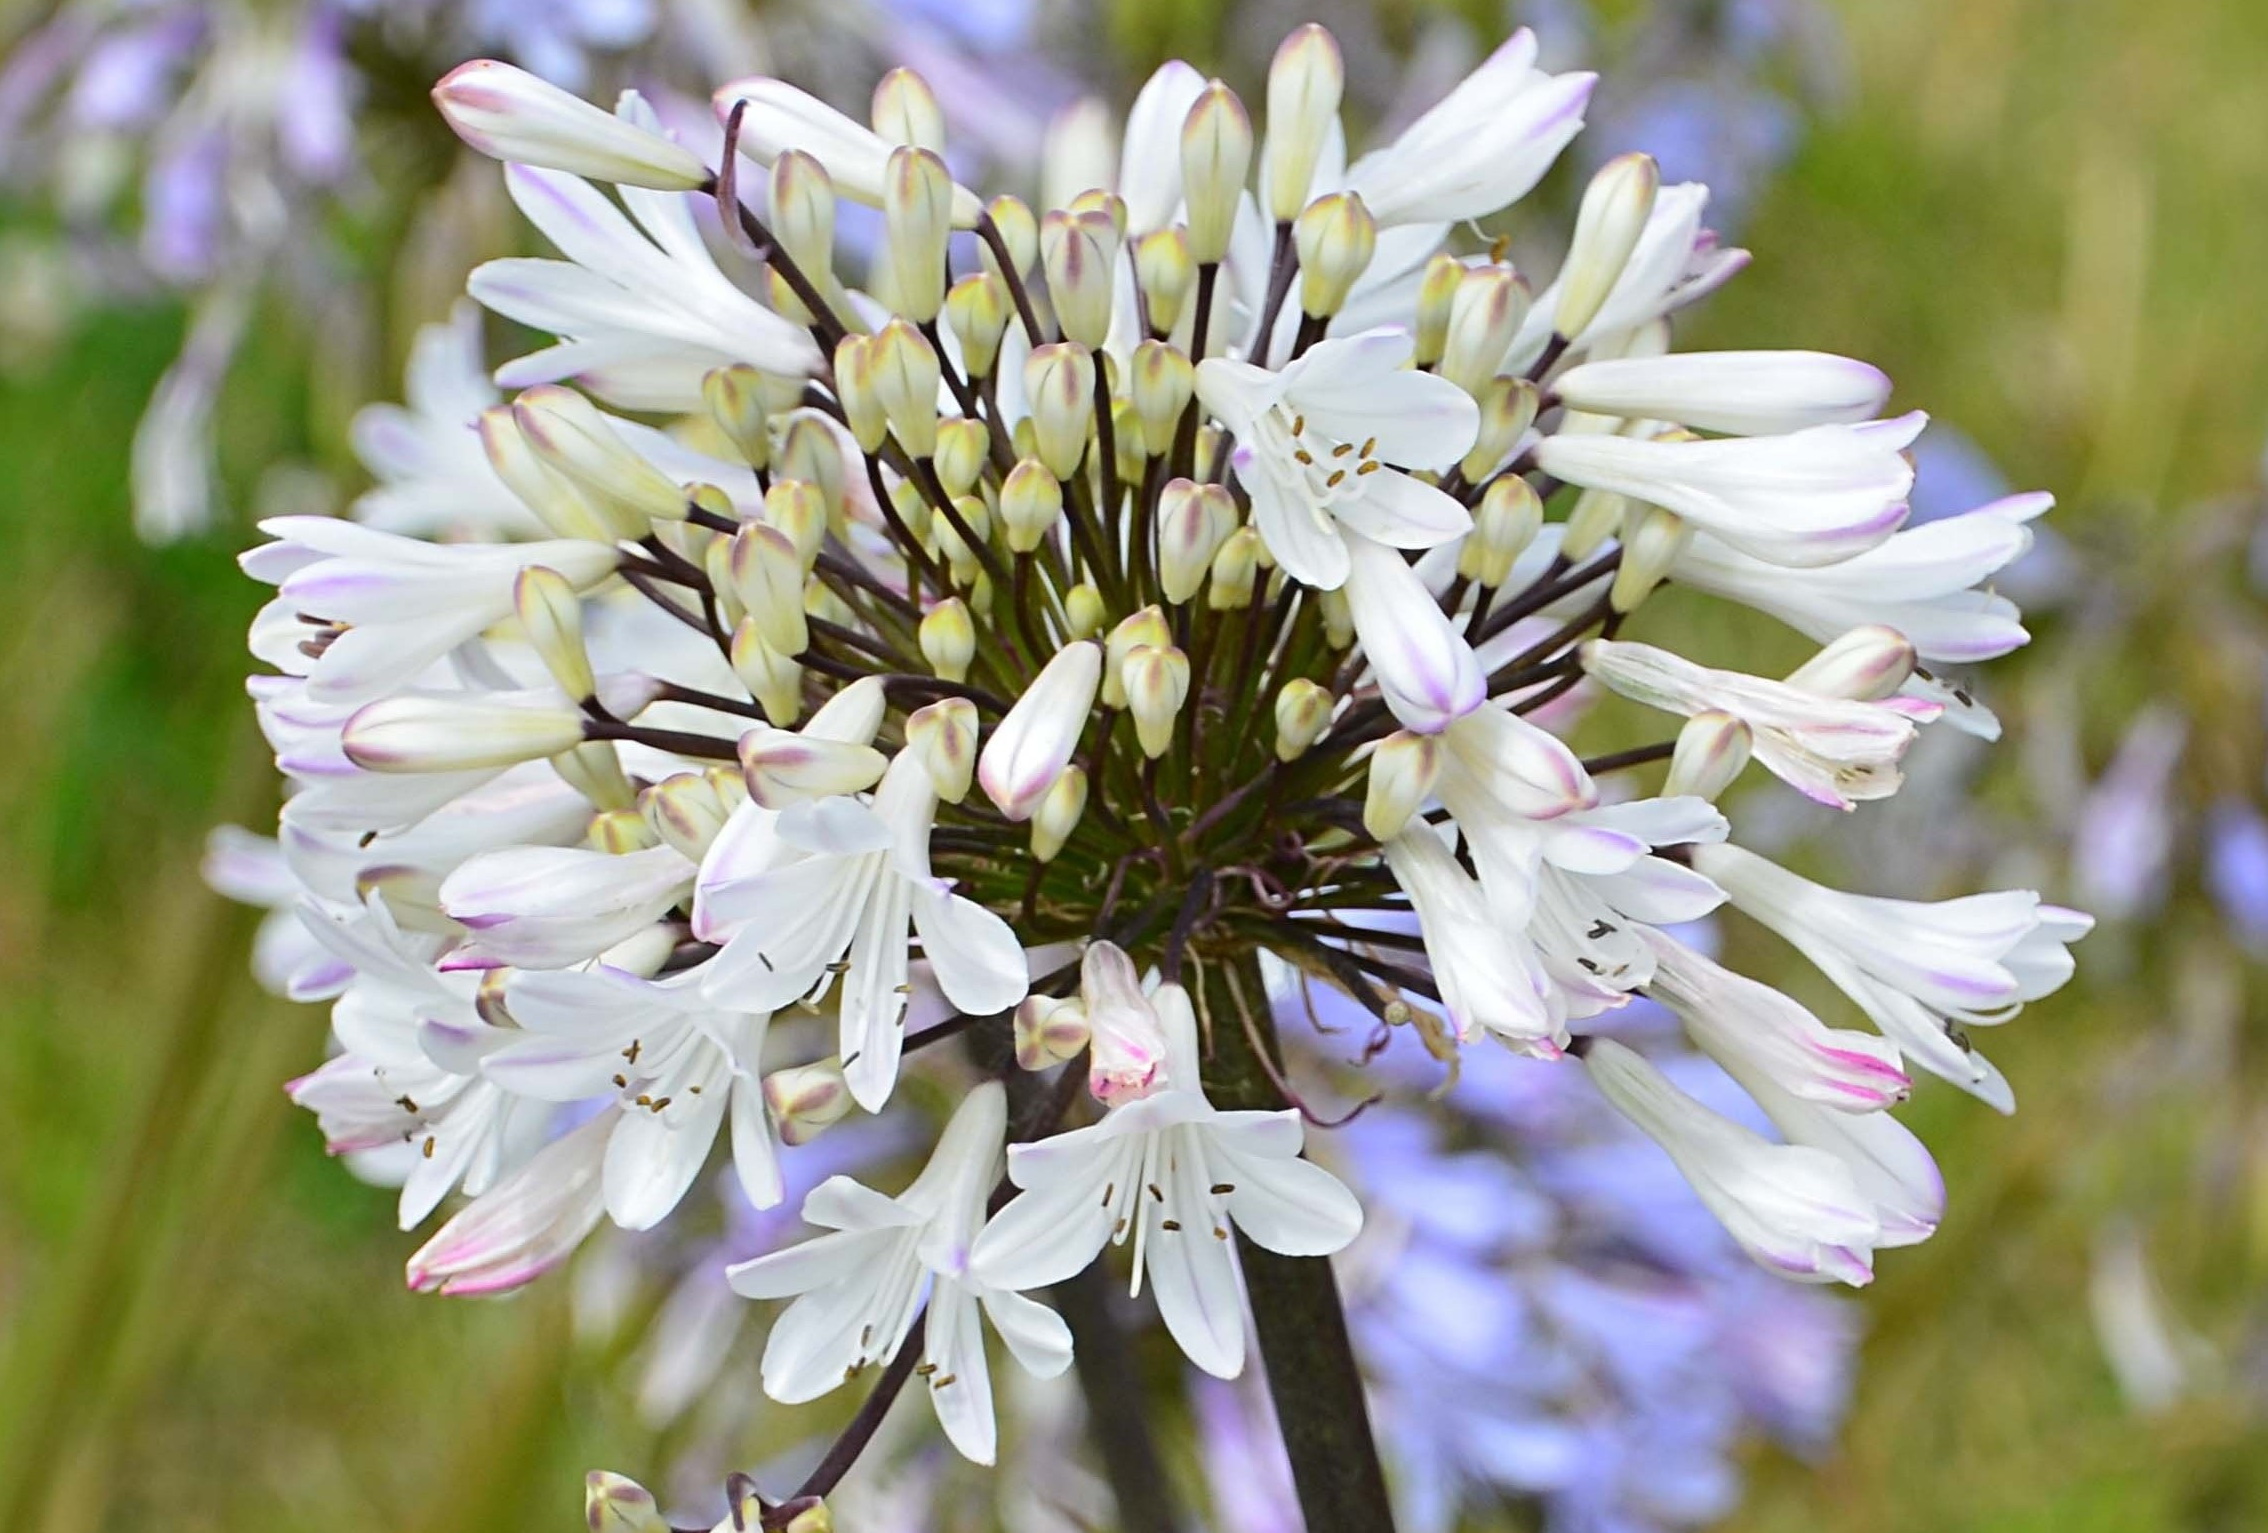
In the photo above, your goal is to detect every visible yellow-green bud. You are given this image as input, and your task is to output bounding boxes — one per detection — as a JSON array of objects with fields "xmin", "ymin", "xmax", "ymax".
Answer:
[
  {"xmin": 1460, "ymin": 377, "xmax": 1540, "ymax": 482},
  {"xmin": 999, "ymin": 458, "xmax": 1064, "ymax": 553},
  {"xmin": 870, "ymin": 317, "xmax": 943, "ymax": 458},
  {"xmin": 871, "ymin": 66, "xmax": 946, "ymax": 152},
  {"xmin": 1554, "ymin": 152, "xmax": 1660, "ymax": 342},
  {"xmin": 1663, "ymin": 710, "xmax": 1752, "ymax": 801},
  {"xmin": 944, "ymin": 272, "xmax": 1011, "ymax": 380},
  {"xmin": 1129, "ymin": 339, "xmax": 1196, "ymax": 458},
  {"xmin": 728, "ymin": 521, "xmax": 809, "ymax": 656},
  {"xmin": 1610, "ymin": 504, "xmax": 1689, "ymax": 612},
  {"xmin": 934, "ymin": 416, "xmax": 990, "ymax": 498},
  {"xmin": 1157, "ymin": 478, "xmax": 1238, "ymax": 604},
  {"xmin": 1263, "ymin": 24, "xmax": 1345, "ymax": 223},
  {"xmin": 832, "ymin": 334, "xmax": 889, "ymax": 454},
  {"xmin": 1102, "ymin": 605, "xmax": 1170, "ymax": 709},
  {"xmin": 774, "ymin": 415, "xmax": 846, "ymax": 523},
  {"xmin": 1440, "ymin": 264, "xmax": 1531, "ymax": 397},
  {"xmin": 1273, "ymin": 677, "xmax": 1333, "ymax": 761},
  {"xmin": 702, "ymin": 365, "xmax": 772, "ymax": 470},
  {"xmin": 552, "ymin": 740, "xmax": 635, "ymax": 811},
  {"xmin": 513, "ymin": 384, "xmax": 688, "ymax": 527},
  {"xmin": 1294, "ymin": 191, "xmax": 1376, "ymax": 318},
  {"xmin": 934, "ymin": 495, "xmax": 992, "ymax": 585},
  {"xmin": 762, "ymin": 478, "xmax": 829, "ymax": 568},
  {"xmin": 639, "ymin": 770, "xmax": 734, "ymax": 860},
  {"xmin": 905, "ymin": 696, "xmax": 978, "ymax": 802},
  {"xmin": 1461, "ymin": 474, "xmax": 1544, "ymax": 587},
  {"xmin": 1207, "ymin": 525, "xmax": 1261, "ymax": 610},
  {"xmin": 763, "ymin": 1060, "xmax": 854, "ymax": 1146},
  {"xmin": 1180, "ymin": 82, "xmax": 1252, "ymax": 265},
  {"xmin": 1064, "ymin": 581, "xmax": 1107, "ymax": 638},
  {"xmin": 730, "ymin": 618, "xmax": 803, "ymax": 724},
  {"xmin": 1041, "ymin": 207, "xmax": 1122, "ymax": 348},
  {"xmin": 1560, "ymin": 486, "xmax": 1627, "ymax": 563},
  {"xmin": 1123, "ymin": 643, "xmax": 1190, "ymax": 758},
  {"xmin": 1364, "ymin": 731, "xmax": 1440, "ymax": 841},
  {"xmin": 1413, "ymin": 253, "xmax": 1464, "ymax": 369},
  {"xmin": 981, "ymin": 194, "xmax": 1038, "ymax": 282},
  {"xmin": 920, "ymin": 597, "xmax": 977, "ymax": 682},
  {"xmin": 587, "ymin": 806, "xmax": 658, "ymax": 854},
  {"xmin": 882, "ymin": 146, "xmax": 955, "ymax": 322},
  {"xmin": 1317, "ymin": 584, "xmax": 1354, "ymax": 647},
  {"xmin": 1030, "ymin": 763, "xmax": 1089, "ymax": 862},
  {"xmin": 1133, "ymin": 228, "xmax": 1195, "ymax": 336},
  {"xmin": 512, "ymin": 565, "xmax": 593, "ymax": 702},
  {"xmin": 586, "ymin": 1472, "xmax": 671, "ymax": 1533},
  {"xmin": 477, "ymin": 406, "xmax": 614, "ymax": 541},
  {"xmin": 1024, "ymin": 342, "xmax": 1096, "ymax": 480}
]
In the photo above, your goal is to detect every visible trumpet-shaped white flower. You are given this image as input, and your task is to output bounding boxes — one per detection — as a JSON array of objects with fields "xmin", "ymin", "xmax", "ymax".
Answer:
[
  {"xmin": 486, "ymin": 965, "xmax": 784, "ymax": 1225},
  {"xmin": 407, "ymin": 1109, "xmax": 614, "ymax": 1296},
  {"xmin": 470, "ymin": 159, "xmax": 821, "ymax": 412},
  {"xmin": 1342, "ymin": 29, "xmax": 1594, "ymax": 228},
  {"xmin": 970, "ymin": 983, "xmax": 1364, "ymax": 1377},
  {"xmin": 1693, "ymin": 843, "xmax": 2093, "ymax": 1112},
  {"xmin": 698, "ymin": 751, "xmax": 1029, "ymax": 1110},
  {"xmin": 241, "ymin": 515, "xmax": 620, "ymax": 708},
  {"xmin": 1582, "ymin": 638, "xmax": 1936, "ymax": 809},
  {"xmin": 727, "ymin": 1082, "xmax": 1072, "ymax": 1465},
  {"xmin": 1552, "ymin": 351, "xmax": 1893, "ymax": 437},
  {"xmin": 1383, "ymin": 826, "xmax": 1563, "ymax": 1053},
  {"xmin": 1584, "ymin": 1038, "xmax": 1882, "ymax": 1286},
  {"xmin": 1536, "ymin": 413, "xmax": 1925, "ymax": 569}
]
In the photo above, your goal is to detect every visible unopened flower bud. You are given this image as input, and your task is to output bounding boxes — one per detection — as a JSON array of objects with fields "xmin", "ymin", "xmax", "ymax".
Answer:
[
  {"xmin": 883, "ymin": 147, "xmax": 954, "ymax": 322},
  {"xmin": 1102, "ymin": 605, "xmax": 1170, "ymax": 709},
  {"xmin": 1439, "ymin": 265, "xmax": 1531, "ymax": 396},
  {"xmin": 1180, "ymin": 82, "xmax": 1252, "ymax": 264},
  {"xmin": 1041, "ymin": 209, "xmax": 1121, "ymax": 348},
  {"xmin": 1157, "ymin": 478, "xmax": 1237, "ymax": 603},
  {"xmin": 1207, "ymin": 526, "xmax": 1261, "ymax": 610},
  {"xmin": 1273, "ymin": 678, "xmax": 1333, "ymax": 761},
  {"xmin": 1014, "ymin": 994, "xmax": 1089, "ymax": 1068},
  {"xmin": 1133, "ymin": 229, "xmax": 1195, "ymax": 336},
  {"xmin": 730, "ymin": 619, "xmax": 803, "ymax": 724},
  {"xmin": 1413, "ymin": 253, "xmax": 1464, "ymax": 368},
  {"xmin": 1663, "ymin": 711, "xmax": 1752, "ymax": 801},
  {"xmin": 774, "ymin": 416, "xmax": 846, "ymax": 523},
  {"xmin": 943, "ymin": 273, "xmax": 1011, "ymax": 380},
  {"xmin": 552, "ymin": 740, "xmax": 635, "ymax": 810},
  {"xmin": 478, "ymin": 406, "xmax": 614, "ymax": 540},
  {"xmin": 1066, "ymin": 188, "xmax": 1129, "ymax": 235},
  {"xmin": 981, "ymin": 194, "xmax": 1038, "ymax": 282},
  {"xmin": 1610, "ymin": 504, "xmax": 1690, "ymax": 613},
  {"xmin": 588, "ymin": 806, "xmax": 659, "ymax": 854},
  {"xmin": 1123, "ymin": 644, "xmax": 1190, "ymax": 758},
  {"xmin": 1560, "ymin": 486, "xmax": 1626, "ymax": 563},
  {"xmin": 702, "ymin": 365, "xmax": 772, "ymax": 470},
  {"xmin": 1024, "ymin": 343, "xmax": 1096, "ymax": 480},
  {"xmin": 769, "ymin": 149, "xmax": 837, "ymax": 278},
  {"xmin": 434, "ymin": 62, "xmax": 706, "ymax": 189},
  {"xmin": 1111, "ymin": 397, "xmax": 1147, "ymax": 485},
  {"xmin": 1460, "ymin": 474, "xmax": 1544, "ymax": 586},
  {"xmin": 871, "ymin": 66, "xmax": 945, "ymax": 152},
  {"xmin": 919, "ymin": 597, "xmax": 977, "ymax": 682},
  {"xmin": 905, "ymin": 697, "xmax": 978, "ymax": 802},
  {"xmin": 1264, "ymin": 24, "xmax": 1345, "ymax": 222},
  {"xmin": 1554, "ymin": 152, "xmax": 1660, "ymax": 342},
  {"xmin": 1081, "ymin": 940, "xmax": 1167, "ymax": 1104},
  {"xmin": 1315, "ymin": 585, "xmax": 1355, "ymax": 647},
  {"xmin": 763, "ymin": 1060, "xmax": 855, "ymax": 1146},
  {"xmin": 1030, "ymin": 764, "xmax": 1089, "ymax": 861},
  {"xmin": 585, "ymin": 1470, "xmax": 672, "ymax": 1533},
  {"xmin": 832, "ymin": 334, "xmax": 890, "ymax": 454},
  {"xmin": 1064, "ymin": 581, "xmax": 1107, "ymax": 638},
  {"xmin": 870, "ymin": 318, "xmax": 943, "ymax": 457},
  {"xmin": 728, "ymin": 522, "xmax": 809, "ymax": 657},
  {"xmin": 344, "ymin": 692, "xmax": 592, "ymax": 773},
  {"xmin": 762, "ymin": 478, "xmax": 829, "ymax": 568},
  {"xmin": 1785, "ymin": 624, "xmax": 1918, "ymax": 701},
  {"xmin": 933, "ymin": 418, "xmax": 989, "ymax": 498},
  {"xmin": 514, "ymin": 385, "xmax": 688, "ymax": 527},
  {"xmin": 992, "ymin": 458, "xmax": 1062, "ymax": 555},
  {"xmin": 980, "ymin": 640, "xmax": 1102, "ymax": 820},
  {"xmin": 640, "ymin": 771, "xmax": 734, "ymax": 859},
  {"xmin": 777, "ymin": 1497, "xmax": 834, "ymax": 1533},
  {"xmin": 1128, "ymin": 340, "xmax": 1196, "ymax": 457},
  {"xmin": 933, "ymin": 496, "xmax": 991, "ymax": 584},
  {"xmin": 1460, "ymin": 377, "xmax": 1540, "ymax": 482},
  {"xmin": 1294, "ymin": 192, "xmax": 1376, "ymax": 318},
  {"xmin": 738, "ymin": 725, "xmax": 888, "ymax": 808},
  {"xmin": 513, "ymin": 566, "xmax": 594, "ymax": 702},
  {"xmin": 1364, "ymin": 730, "xmax": 1441, "ymax": 841}
]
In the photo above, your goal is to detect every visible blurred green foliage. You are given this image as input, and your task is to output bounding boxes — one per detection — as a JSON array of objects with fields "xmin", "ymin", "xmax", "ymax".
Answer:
[{"xmin": 1, "ymin": 0, "xmax": 2264, "ymax": 1529}]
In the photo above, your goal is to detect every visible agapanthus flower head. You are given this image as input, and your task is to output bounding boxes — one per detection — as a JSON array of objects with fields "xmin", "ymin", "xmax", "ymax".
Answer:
[{"xmin": 221, "ymin": 16, "xmax": 2086, "ymax": 1522}]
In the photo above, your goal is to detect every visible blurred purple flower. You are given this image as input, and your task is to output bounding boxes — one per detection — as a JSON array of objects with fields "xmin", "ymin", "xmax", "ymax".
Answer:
[{"xmin": 2206, "ymin": 798, "xmax": 2268, "ymax": 951}]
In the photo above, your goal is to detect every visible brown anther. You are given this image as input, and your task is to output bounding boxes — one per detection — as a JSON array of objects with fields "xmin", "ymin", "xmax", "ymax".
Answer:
[
  {"xmin": 1326, "ymin": 469, "xmax": 1347, "ymax": 487},
  {"xmin": 1355, "ymin": 460, "xmax": 1382, "ymax": 475}
]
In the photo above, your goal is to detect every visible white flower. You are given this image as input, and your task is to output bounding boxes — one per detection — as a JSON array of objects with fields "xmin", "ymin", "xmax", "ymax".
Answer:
[
  {"xmin": 1584, "ymin": 1038, "xmax": 1883, "ymax": 1286},
  {"xmin": 970, "ymin": 982, "xmax": 1364, "ymax": 1378},
  {"xmin": 1507, "ymin": 182, "xmax": 1748, "ymax": 367},
  {"xmin": 470, "ymin": 159, "xmax": 822, "ymax": 413},
  {"xmin": 407, "ymin": 1110, "xmax": 614, "ymax": 1296},
  {"xmin": 487, "ymin": 965, "xmax": 783, "ymax": 1226},
  {"xmin": 697, "ymin": 751, "xmax": 1030, "ymax": 1110},
  {"xmin": 1670, "ymin": 491, "xmax": 2052, "ymax": 665},
  {"xmin": 240, "ymin": 515, "xmax": 620, "ymax": 707},
  {"xmin": 439, "ymin": 843, "xmax": 696, "ymax": 970},
  {"xmin": 1551, "ymin": 350, "xmax": 1893, "ymax": 437},
  {"xmin": 1535, "ymin": 412, "xmax": 1926, "ymax": 569},
  {"xmin": 202, "ymin": 826, "xmax": 351, "ymax": 1000},
  {"xmin": 1197, "ymin": 329, "xmax": 1477, "ymax": 593},
  {"xmin": 1382, "ymin": 826, "xmax": 1563, "ymax": 1053},
  {"xmin": 433, "ymin": 62, "xmax": 709, "ymax": 190},
  {"xmin": 726, "ymin": 1082, "xmax": 1072, "ymax": 1465},
  {"xmin": 1693, "ymin": 842, "xmax": 2093, "ymax": 1112},
  {"xmin": 1342, "ymin": 29, "xmax": 1594, "ymax": 228},
  {"xmin": 1581, "ymin": 637, "xmax": 1935, "ymax": 809}
]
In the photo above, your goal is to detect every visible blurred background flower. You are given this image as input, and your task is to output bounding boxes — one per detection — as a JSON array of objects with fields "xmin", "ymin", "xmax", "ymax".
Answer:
[{"xmin": 0, "ymin": 0, "xmax": 2263, "ymax": 1530}]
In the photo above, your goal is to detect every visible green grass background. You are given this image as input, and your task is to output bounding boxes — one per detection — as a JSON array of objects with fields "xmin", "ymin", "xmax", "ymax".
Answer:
[{"xmin": 1, "ymin": 0, "xmax": 2264, "ymax": 1527}]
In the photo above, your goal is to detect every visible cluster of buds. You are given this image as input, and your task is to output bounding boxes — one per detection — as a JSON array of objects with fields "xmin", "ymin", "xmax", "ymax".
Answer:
[{"xmin": 227, "ymin": 23, "xmax": 2089, "ymax": 1522}]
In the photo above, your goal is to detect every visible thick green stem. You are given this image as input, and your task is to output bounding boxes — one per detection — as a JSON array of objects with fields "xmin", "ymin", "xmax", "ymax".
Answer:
[{"xmin": 1200, "ymin": 956, "xmax": 1397, "ymax": 1533}]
